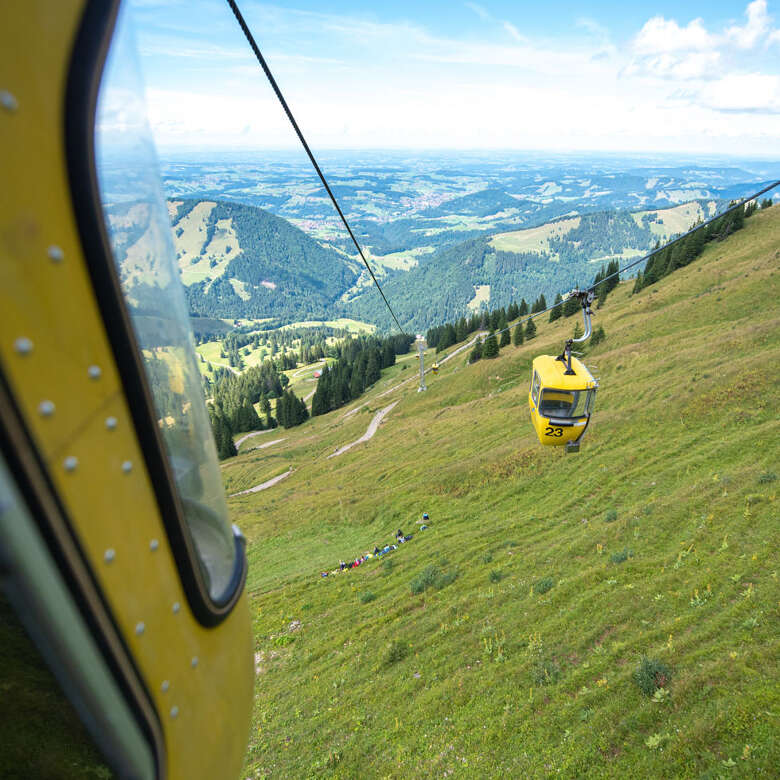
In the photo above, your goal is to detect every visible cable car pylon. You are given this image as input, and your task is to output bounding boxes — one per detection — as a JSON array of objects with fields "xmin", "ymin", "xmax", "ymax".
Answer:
[{"xmin": 416, "ymin": 334, "xmax": 427, "ymax": 392}]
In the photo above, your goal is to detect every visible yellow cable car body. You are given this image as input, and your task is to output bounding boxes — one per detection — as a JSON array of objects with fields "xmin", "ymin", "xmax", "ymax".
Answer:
[
  {"xmin": 1, "ymin": 2, "xmax": 253, "ymax": 777},
  {"xmin": 431, "ymin": 362, "xmax": 439, "ymax": 374},
  {"xmin": 529, "ymin": 354, "xmax": 597, "ymax": 452}
]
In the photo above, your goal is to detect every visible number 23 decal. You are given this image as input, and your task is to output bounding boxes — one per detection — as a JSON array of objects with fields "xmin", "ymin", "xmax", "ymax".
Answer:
[{"xmin": 544, "ymin": 426, "xmax": 563, "ymax": 437}]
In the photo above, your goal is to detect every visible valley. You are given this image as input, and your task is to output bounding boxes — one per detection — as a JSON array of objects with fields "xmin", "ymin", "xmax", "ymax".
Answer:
[
  {"xmin": 96, "ymin": 151, "xmax": 779, "ymax": 332},
  {"xmin": 229, "ymin": 204, "xmax": 780, "ymax": 777}
]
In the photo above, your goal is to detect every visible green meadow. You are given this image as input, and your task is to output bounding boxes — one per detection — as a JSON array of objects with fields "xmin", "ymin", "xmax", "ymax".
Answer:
[{"xmin": 233, "ymin": 206, "xmax": 779, "ymax": 777}]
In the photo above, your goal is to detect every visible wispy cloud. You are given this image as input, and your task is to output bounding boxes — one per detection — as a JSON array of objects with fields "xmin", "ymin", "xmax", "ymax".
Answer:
[
  {"xmin": 502, "ymin": 21, "xmax": 525, "ymax": 44},
  {"xmin": 464, "ymin": 2, "xmax": 491, "ymax": 22}
]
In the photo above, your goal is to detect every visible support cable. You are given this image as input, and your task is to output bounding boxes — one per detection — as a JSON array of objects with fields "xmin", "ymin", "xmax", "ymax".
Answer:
[{"xmin": 225, "ymin": 0, "xmax": 407, "ymax": 334}]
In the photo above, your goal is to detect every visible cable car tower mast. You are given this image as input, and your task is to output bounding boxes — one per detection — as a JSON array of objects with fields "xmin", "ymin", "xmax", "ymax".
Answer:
[{"xmin": 416, "ymin": 335, "xmax": 427, "ymax": 392}]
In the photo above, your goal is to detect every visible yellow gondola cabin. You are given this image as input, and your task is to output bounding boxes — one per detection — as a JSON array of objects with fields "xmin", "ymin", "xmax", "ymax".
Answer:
[
  {"xmin": 528, "ymin": 289, "xmax": 598, "ymax": 453},
  {"xmin": 529, "ymin": 355, "xmax": 597, "ymax": 452}
]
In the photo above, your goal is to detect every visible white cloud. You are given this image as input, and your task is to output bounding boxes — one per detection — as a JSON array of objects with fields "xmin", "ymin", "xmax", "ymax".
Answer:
[
  {"xmin": 131, "ymin": 1, "xmax": 780, "ymax": 155},
  {"xmin": 628, "ymin": 1, "xmax": 780, "ymax": 88},
  {"xmin": 634, "ymin": 16, "xmax": 715, "ymax": 54},
  {"xmin": 699, "ymin": 73, "xmax": 780, "ymax": 112},
  {"xmin": 725, "ymin": 0, "xmax": 771, "ymax": 48}
]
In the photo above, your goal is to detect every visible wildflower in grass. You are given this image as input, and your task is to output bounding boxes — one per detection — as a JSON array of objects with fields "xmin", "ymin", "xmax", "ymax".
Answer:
[
  {"xmin": 651, "ymin": 687, "xmax": 670, "ymax": 704},
  {"xmin": 645, "ymin": 733, "xmax": 670, "ymax": 750}
]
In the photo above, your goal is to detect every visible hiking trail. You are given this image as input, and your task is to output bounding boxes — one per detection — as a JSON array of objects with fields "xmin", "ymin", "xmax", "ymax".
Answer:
[
  {"xmin": 230, "ymin": 467, "xmax": 294, "ymax": 497},
  {"xmin": 328, "ymin": 401, "xmax": 399, "ymax": 459}
]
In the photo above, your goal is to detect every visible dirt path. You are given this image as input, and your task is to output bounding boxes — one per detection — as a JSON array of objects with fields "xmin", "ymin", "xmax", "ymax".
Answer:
[
  {"xmin": 328, "ymin": 401, "xmax": 399, "ymax": 459},
  {"xmin": 342, "ymin": 403, "xmax": 367, "ymax": 420},
  {"xmin": 235, "ymin": 428, "xmax": 275, "ymax": 448},
  {"xmin": 249, "ymin": 437, "xmax": 286, "ymax": 451},
  {"xmin": 229, "ymin": 468, "xmax": 293, "ymax": 497}
]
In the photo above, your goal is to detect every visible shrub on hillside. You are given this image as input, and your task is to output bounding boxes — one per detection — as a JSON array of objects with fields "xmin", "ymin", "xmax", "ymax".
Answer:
[
  {"xmin": 611, "ymin": 549, "xmax": 632, "ymax": 564},
  {"xmin": 757, "ymin": 471, "xmax": 776, "ymax": 484},
  {"xmin": 410, "ymin": 565, "xmax": 438, "ymax": 594},
  {"xmin": 359, "ymin": 591, "xmax": 376, "ymax": 604},
  {"xmin": 489, "ymin": 570, "xmax": 504, "ymax": 583},
  {"xmin": 604, "ymin": 508, "xmax": 618, "ymax": 523},
  {"xmin": 534, "ymin": 576, "xmax": 554, "ymax": 595},
  {"xmin": 384, "ymin": 640, "xmax": 408, "ymax": 666},
  {"xmin": 634, "ymin": 656, "xmax": 672, "ymax": 696},
  {"xmin": 410, "ymin": 565, "xmax": 457, "ymax": 594}
]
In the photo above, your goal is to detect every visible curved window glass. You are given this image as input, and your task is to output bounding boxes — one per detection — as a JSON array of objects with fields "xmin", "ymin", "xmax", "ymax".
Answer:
[
  {"xmin": 93, "ymin": 4, "xmax": 237, "ymax": 603},
  {"xmin": 539, "ymin": 388, "xmax": 595, "ymax": 419}
]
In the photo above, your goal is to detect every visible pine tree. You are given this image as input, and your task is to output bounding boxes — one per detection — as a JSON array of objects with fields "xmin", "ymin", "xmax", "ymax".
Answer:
[
  {"xmin": 563, "ymin": 294, "xmax": 580, "ymax": 317},
  {"xmin": 483, "ymin": 330, "xmax": 499, "ymax": 358},
  {"xmin": 518, "ymin": 298, "xmax": 529, "ymax": 316},
  {"xmin": 469, "ymin": 338, "xmax": 483, "ymax": 363},
  {"xmin": 549, "ymin": 293, "xmax": 563, "ymax": 321},
  {"xmin": 606, "ymin": 260, "xmax": 620, "ymax": 293},
  {"xmin": 525, "ymin": 318, "xmax": 537, "ymax": 340},
  {"xmin": 209, "ymin": 408, "xmax": 236, "ymax": 460},
  {"xmin": 239, "ymin": 399, "xmax": 263, "ymax": 431},
  {"xmin": 350, "ymin": 367, "xmax": 364, "ymax": 399},
  {"xmin": 513, "ymin": 322, "xmax": 524, "ymax": 346},
  {"xmin": 382, "ymin": 342, "xmax": 395, "ymax": 368},
  {"xmin": 507, "ymin": 301, "xmax": 519, "ymax": 321},
  {"xmin": 596, "ymin": 283, "xmax": 607, "ymax": 309},
  {"xmin": 499, "ymin": 327, "xmax": 511, "ymax": 347},
  {"xmin": 365, "ymin": 350, "xmax": 381, "ymax": 387},
  {"xmin": 590, "ymin": 325, "xmax": 606, "ymax": 346}
]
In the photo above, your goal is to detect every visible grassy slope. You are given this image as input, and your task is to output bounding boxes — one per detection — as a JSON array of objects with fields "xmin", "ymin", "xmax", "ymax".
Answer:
[
  {"xmin": 0, "ymin": 597, "xmax": 110, "ymax": 779},
  {"xmin": 233, "ymin": 207, "xmax": 779, "ymax": 778}
]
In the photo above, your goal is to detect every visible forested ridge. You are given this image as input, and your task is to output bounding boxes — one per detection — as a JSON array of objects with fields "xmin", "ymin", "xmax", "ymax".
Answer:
[
  {"xmin": 345, "ymin": 201, "xmax": 726, "ymax": 330},
  {"xmin": 177, "ymin": 199, "xmax": 358, "ymax": 321}
]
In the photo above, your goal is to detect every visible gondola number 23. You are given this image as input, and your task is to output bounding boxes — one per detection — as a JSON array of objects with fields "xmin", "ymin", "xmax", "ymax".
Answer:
[{"xmin": 544, "ymin": 426, "xmax": 563, "ymax": 437}]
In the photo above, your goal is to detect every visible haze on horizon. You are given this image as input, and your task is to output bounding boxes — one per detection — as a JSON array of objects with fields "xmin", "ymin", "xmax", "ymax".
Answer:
[{"xmin": 124, "ymin": 0, "xmax": 780, "ymax": 158}]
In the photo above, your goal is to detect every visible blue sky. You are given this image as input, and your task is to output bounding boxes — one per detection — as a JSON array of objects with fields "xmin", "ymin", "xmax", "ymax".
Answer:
[{"xmin": 123, "ymin": 0, "xmax": 780, "ymax": 155}]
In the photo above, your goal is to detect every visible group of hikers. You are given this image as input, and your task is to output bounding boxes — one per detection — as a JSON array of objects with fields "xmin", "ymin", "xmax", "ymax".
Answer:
[{"xmin": 320, "ymin": 513, "xmax": 430, "ymax": 578}]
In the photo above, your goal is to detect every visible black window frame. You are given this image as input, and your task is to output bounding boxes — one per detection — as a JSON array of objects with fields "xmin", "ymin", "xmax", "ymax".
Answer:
[{"xmin": 65, "ymin": 0, "xmax": 246, "ymax": 627}]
